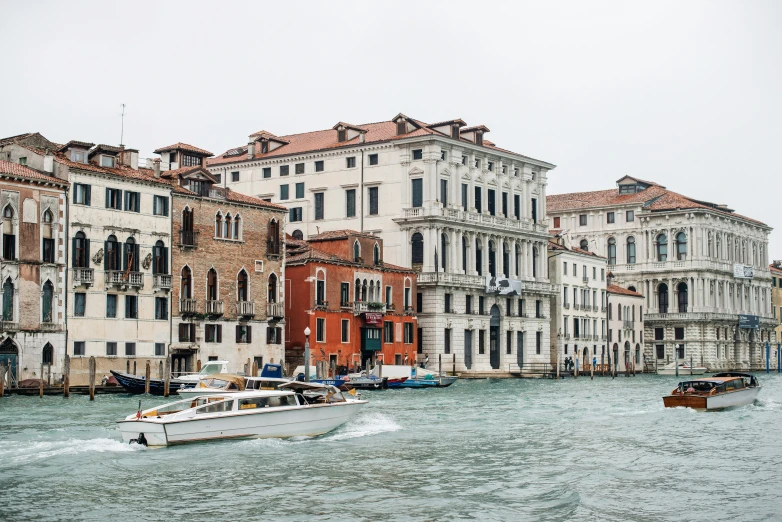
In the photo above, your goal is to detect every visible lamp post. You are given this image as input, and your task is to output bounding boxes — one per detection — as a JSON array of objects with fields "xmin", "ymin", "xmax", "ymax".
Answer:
[{"xmin": 304, "ymin": 326, "xmax": 311, "ymax": 382}]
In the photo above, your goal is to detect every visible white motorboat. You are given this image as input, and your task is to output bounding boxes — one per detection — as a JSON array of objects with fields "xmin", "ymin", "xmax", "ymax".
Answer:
[
  {"xmin": 118, "ymin": 383, "xmax": 366, "ymax": 447},
  {"xmin": 663, "ymin": 373, "xmax": 761, "ymax": 410},
  {"xmin": 175, "ymin": 374, "xmax": 293, "ymax": 399},
  {"xmin": 656, "ymin": 361, "xmax": 707, "ymax": 376}
]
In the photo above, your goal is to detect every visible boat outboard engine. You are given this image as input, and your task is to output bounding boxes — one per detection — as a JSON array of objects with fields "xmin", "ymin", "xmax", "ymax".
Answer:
[{"xmin": 129, "ymin": 433, "xmax": 148, "ymax": 446}]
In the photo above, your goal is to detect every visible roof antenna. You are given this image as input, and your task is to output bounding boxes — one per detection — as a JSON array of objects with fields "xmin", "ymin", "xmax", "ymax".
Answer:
[{"xmin": 119, "ymin": 103, "xmax": 126, "ymax": 147}]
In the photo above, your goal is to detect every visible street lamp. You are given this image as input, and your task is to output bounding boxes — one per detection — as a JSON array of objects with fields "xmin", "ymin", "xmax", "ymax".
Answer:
[{"xmin": 303, "ymin": 326, "xmax": 311, "ymax": 383}]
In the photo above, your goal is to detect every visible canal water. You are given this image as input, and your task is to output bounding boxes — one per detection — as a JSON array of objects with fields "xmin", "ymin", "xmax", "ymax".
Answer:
[{"xmin": 1, "ymin": 374, "xmax": 781, "ymax": 521}]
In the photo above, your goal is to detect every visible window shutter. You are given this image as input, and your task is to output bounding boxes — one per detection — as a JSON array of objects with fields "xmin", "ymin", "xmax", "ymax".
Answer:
[
  {"xmin": 164, "ymin": 197, "xmax": 169, "ymax": 216},
  {"xmin": 105, "ymin": 188, "xmax": 110, "ymax": 208},
  {"xmin": 84, "ymin": 237, "xmax": 90, "ymax": 266},
  {"xmin": 217, "ymin": 324, "xmax": 222, "ymax": 343},
  {"xmin": 104, "ymin": 241, "xmax": 109, "ymax": 269},
  {"xmin": 72, "ymin": 237, "xmax": 78, "ymax": 266},
  {"xmin": 124, "ymin": 191, "xmax": 129, "ymax": 210},
  {"xmin": 163, "ymin": 247, "xmax": 169, "ymax": 274},
  {"xmin": 85, "ymin": 185, "xmax": 91, "ymax": 206},
  {"xmin": 133, "ymin": 244, "xmax": 140, "ymax": 271},
  {"xmin": 236, "ymin": 325, "xmax": 241, "ymax": 343},
  {"xmin": 135, "ymin": 192, "xmax": 140, "ymax": 211},
  {"xmin": 247, "ymin": 326, "xmax": 252, "ymax": 343}
]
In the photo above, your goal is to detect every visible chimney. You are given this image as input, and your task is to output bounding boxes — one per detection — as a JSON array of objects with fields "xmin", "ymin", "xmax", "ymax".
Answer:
[
  {"xmin": 359, "ymin": 133, "xmax": 365, "ymax": 144},
  {"xmin": 43, "ymin": 148, "xmax": 54, "ymax": 173},
  {"xmin": 153, "ymin": 158, "xmax": 161, "ymax": 178},
  {"xmin": 248, "ymin": 141, "xmax": 255, "ymax": 159}
]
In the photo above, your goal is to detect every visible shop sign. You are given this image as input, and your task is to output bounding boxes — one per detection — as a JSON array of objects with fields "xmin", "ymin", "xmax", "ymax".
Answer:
[{"xmin": 365, "ymin": 312, "xmax": 383, "ymax": 325}]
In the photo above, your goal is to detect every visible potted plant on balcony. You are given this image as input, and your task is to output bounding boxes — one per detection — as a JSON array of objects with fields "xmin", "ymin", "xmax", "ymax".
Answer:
[{"xmin": 367, "ymin": 302, "xmax": 385, "ymax": 310}]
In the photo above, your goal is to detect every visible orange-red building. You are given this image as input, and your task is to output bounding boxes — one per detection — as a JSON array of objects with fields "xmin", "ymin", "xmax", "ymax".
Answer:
[{"xmin": 284, "ymin": 230, "xmax": 418, "ymax": 373}]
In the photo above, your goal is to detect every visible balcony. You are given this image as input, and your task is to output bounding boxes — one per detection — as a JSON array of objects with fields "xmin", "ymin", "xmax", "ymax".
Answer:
[
  {"xmin": 353, "ymin": 302, "xmax": 386, "ymax": 315},
  {"xmin": 623, "ymin": 320, "xmax": 635, "ymax": 330},
  {"xmin": 105, "ymin": 270, "xmax": 144, "ymax": 289},
  {"xmin": 266, "ymin": 240, "xmax": 281, "ymax": 259},
  {"xmin": 583, "ymin": 305, "xmax": 592, "ymax": 312},
  {"xmin": 563, "ymin": 303, "xmax": 570, "ymax": 309},
  {"xmin": 178, "ymin": 229, "xmax": 198, "ymax": 249},
  {"xmin": 72, "ymin": 268, "xmax": 94, "ymax": 287},
  {"xmin": 314, "ymin": 300, "xmax": 329, "ymax": 311},
  {"xmin": 179, "ymin": 298, "xmax": 198, "ymax": 315},
  {"xmin": 267, "ymin": 301, "xmax": 284, "ymax": 319},
  {"xmin": 395, "ymin": 207, "xmax": 538, "ymax": 234},
  {"xmin": 237, "ymin": 300, "xmax": 255, "ymax": 317},
  {"xmin": 0, "ymin": 321, "xmax": 19, "ymax": 332},
  {"xmin": 573, "ymin": 304, "xmax": 581, "ymax": 311},
  {"xmin": 583, "ymin": 277, "xmax": 589, "ymax": 284},
  {"xmin": 40, "ymin": 322, "xmax": 59, "ymax": 332},
  {"xmin": 153, "ymin": 274, "xmax": 172, "ymax": 291},
  {"xmin": 404, "ymin": 307, "xmax": 416, "ymax": 316},
  {"xmin": 205, "ymin": 300, "xmax": 224, "ymax": 316}
]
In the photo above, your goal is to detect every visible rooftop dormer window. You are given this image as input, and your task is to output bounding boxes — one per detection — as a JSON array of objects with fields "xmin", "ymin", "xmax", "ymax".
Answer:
[
  {"xmin": 451, "ymin": 124, "xmax": 460, "ymax": 139},
  {"xmin": 619, "ymin": 184, "xmax": 638, "ymax": 195},
  {"xmin": 72, "ymin": 150, "xmax": 85, "ymax": 163},
  {"xmin": 261, "ymin": 141, "xmax": 269, "ymax": 154},
  {"xmin": 182, "ymin": 154, "xmax": 201, "ymax": 167},
  {"xmin": 100, "ymin": 155, "xmax": 116, "ymax": 168},
  {"xmin": 397, "ymin": 121, "xmax": 407, "ymax": 135},
  {"xmin": 337, "ymin": 129, "xmax": 347, "ymax": 142},
  {"xmin": 475, "ymin": 132, "xmax": 483, "ymax": 146}
]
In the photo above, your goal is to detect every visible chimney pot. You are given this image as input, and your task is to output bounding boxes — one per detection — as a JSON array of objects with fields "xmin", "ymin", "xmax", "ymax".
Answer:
[
  {"xmin": 248, "ymin": 141, "xmax": 255, "ymax": 159},
  {"xmin": 153, "ymin": 158, "xmax": 161, "ymax": 178}
]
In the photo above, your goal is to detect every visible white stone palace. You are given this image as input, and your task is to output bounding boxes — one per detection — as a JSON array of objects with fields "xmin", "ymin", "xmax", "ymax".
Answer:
[
  {"xmin": 208, "ymin": 114, "xmax": 557, "ymax": 375},
  {"xmin": 547, "ymin": 176, "xmax": 775, "ymax": 371}
]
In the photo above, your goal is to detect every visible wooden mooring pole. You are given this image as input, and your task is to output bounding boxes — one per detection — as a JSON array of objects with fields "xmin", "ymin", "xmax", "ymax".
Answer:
[
  {"xmin": 88, "ymin": 356, "xmax": 96, "ymax": 401},
  {"xmin": 63, "ymin": 355, "xmax": 70, "ymax": 398},
  {"xmin": 144, "ymin": 361, "xmax": 151, "ymax": 394},
  {"xmin": 252, "ymin": 361, "xmax": 258, "ymax": 377},
  {"xmin": 590, "ymin": 362, "xmax": 594, "ymax": 381},
  {"xmin": 438, "ymin": 354, "xmax": 442, "ymax": 376},
  {"xmin": 163, "ymin": 356, "xmax": 171, "ymax": 397},
  {"xmin": 452, "ymin": 353, "xmax": 456, "ymax": 375},
  {"xmin": 556, "ymin": 354, "xmax": 560, "ymax": 379},
  {"xmin": 0, "ymin": 363, "xmax": 5, "ymax": 398},
  {"xmin": 39, "ymin": 362, "xmax": 44, "ymax": 398}
]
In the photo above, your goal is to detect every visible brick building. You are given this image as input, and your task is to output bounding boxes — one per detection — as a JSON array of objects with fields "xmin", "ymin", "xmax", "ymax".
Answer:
[
  {"xmin": 284, "ymin": 230, "xmax": 418, "ymax": 372},
  {"xmin": 0, "ymin": 154, "xmax": 69, "ymax": 385},
  {"xmin": 159, "ymin": 144, "xmax": 287, "ymax": 374}
]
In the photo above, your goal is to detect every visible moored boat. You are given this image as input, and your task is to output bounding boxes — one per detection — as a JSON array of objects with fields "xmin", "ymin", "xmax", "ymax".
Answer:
[
  {"xmin": 117, "ymin": 383, "xmax": 367, "ymax": 447},
  {"xmin": 372, "ymin": 365, "xmax": 458, "ymax": 388},
  {"xmin": 110, "ymin": 360, "xmax": 231, "ymax": 395},
  {"xmin": 176, "ymin": 364, "xmax": 292, "ymax": 399},
  {"xmin": 662, "ymin": 373, "xmax": 761, "ymax": 410},
  {"xmin": 656, "ymin": 361, "xmax": 707, "ymax": 376}
]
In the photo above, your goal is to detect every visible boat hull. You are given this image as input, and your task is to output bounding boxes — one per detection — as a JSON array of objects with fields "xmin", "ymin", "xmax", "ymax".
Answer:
[
  {"xmin": 663, "ymin": 386, "xmax": 761, "ymax": 410},
  {"xmin": 395, "ymin": 376, "xmax": 458, "ymax": 388},
  {"xmin": 117, "ymin": 401, "xmax": 366, "ymax": 447},
  {"xmin": 110, "ymin": 370, "xmax": 194, "ymax": 395}
]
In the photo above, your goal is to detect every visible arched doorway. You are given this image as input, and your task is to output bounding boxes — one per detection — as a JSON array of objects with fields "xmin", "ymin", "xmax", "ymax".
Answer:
[
  {"xmin": 0, "ymin": 338, "xmax": 18, "ymax": 387},
  {"xmin": 624, "ymin": 341, "xmax": 631, "ymax": 371},
  {"xmin": 489, "ymin": 305, "xmax": 501, "ymax": 369},
  {"xmin": 464, "ymin": 329, "xmax": 472, "ymax": 370},
  {"xmin": 582, "ymin": 346, "xmax": 589, "ymax": 371},
  {"xmin": 612, "ymin": 343, "xmax": 619, "ymax": 371}
]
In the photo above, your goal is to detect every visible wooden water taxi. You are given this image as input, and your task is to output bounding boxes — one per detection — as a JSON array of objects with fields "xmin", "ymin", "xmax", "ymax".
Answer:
[{"xmin": 662, "ymin": 373, "xmax": 761, "ymax": 410}]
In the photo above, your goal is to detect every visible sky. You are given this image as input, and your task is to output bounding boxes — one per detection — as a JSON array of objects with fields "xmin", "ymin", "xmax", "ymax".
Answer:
[{"xmin": 2, "ymin": 0, "xmax": 781, "ymax": 255}]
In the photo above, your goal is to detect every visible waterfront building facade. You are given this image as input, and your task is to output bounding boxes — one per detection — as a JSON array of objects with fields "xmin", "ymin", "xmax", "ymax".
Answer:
[
  {"xmin": 547, "ymin": 176, "xmax": 775, "ymax": 371},
  {"xmin": 547, "ymin": 237, "xmax": 608, "ymax": 372},
  {"xmin": 606, "ymin": 283, "xmax": 645, "ymax": 373},
  {"xmin": 284, "ymin": 230, "xmax": 418, "ymax": 373},
  {"xmin": 207, "ymin": 114, "xmax": 556, "ymax": 375},
  {"xmin": 0, "ymin": 149, "xmax": 69, "ymax": 385},
  {"xmin": 771, "ymin": 261, "xmax": 782, "ymax": 350},
  {"xmin": 161, "ymin": 144, "xmax": 287, "ymax": 374}
]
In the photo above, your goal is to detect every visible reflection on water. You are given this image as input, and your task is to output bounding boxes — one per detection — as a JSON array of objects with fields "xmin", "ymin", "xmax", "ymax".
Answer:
[{"xmin": 1, "ymin": 374, "xmax": 781, "ymax": 521}]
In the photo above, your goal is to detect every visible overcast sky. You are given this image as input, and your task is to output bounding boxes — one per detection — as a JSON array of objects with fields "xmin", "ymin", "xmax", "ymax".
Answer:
[{"xmin": 2, "ymin": 1, "xmax": 780, "ymax": 255}]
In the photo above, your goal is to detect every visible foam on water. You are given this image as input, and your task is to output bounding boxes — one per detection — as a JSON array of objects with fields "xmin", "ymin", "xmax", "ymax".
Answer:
[
  {"xmin": 0, "ymin": 437, "xmax": 143, "ymax": 466},
  {"xmin": 324, "ymin": 411, "xmax": 401, "ymax": 441}
]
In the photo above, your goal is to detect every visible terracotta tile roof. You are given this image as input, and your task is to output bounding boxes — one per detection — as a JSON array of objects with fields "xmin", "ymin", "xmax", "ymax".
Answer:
[
  {"xmin": 0, "ymin": 133, "xmax": 35, "ymax": 146},
  {"xmin": 548, "ymin": 239, "xmax": 605, "ymax": 259},
  {"xmin": 154, "ymin": 142, "xmax": 213, "ymax": 156},
  {"xmin": 162, "ymin": 169, "xmax": 285, "ymax": 211},
  {"xmin": 249, "ymin": 130, "xmax": 290, "ymax": 144},
  {"xmin": 57, "ymin": 140, "xmax": 94, "ymax": 152},
  {"xmin": 769, "ymin": 264, "xmax": 782, "ymax": 275},
  {"xmin": 607, "ymin": 284, "xmax": 644, "ymax": 298},
  {"xmin": 427, "ymin": 119, "xmax": 466, "ymax": 128},
  {"xmin": 461, "ymin": 125, "xmax": 491, "ymax": 133},
  {"xmin": 0, "ymin": 160, "xmax": 68, "ymax": 185},
  {"xmin": 160, "ymin": 166, "xmax": 219, "ymax": 184},
  {"xmin": 88, "ymin": 144, "xmax": 122, "ymax": 157},
  {"xmin": 208, "ymin": 116, "xmax": 554, "ymax": 167},
  {"xmin": 285, "ymin": 241, "xmax": 414, "ymax": 273},
  {"xmin": 332, "ymin": 122, "xmax": 368, "ymax": 132},
  {"xmin": 308, "ymin": 229, "xmax": 380, "ymax": 242}
]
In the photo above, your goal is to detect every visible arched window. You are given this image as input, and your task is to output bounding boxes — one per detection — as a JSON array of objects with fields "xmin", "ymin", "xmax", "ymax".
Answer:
[
  {"xmin": 223, "ymin": 213, "xmax": 231, "ymax": 239},
  {"xmin": 658, "ymin": 283, "xmax": 669, "ymax": 313},
  {"xmin": 292, "ymin": 229, "xmax": 303, "ymax": 240},
  {"xmin": 618, "ymin": 304, "xmax": 622, "ymax": 321},
  {"xmin": 580, "ymin": 239, "xmax": 589, "ymax": 251},
  {"xmin": 515, "ymin": 243, "xmax": 521, "ymax": 276},
  {"xmin": 237, "ymin": 269, "xmax": 248, "ymax": 302},
  {"xmin": 42, "ymin": 210, "xmax": 54, "ymax": 263},
  {"xmin": 268, "ymin": 273, "xmax": 278, "ymax": 304},
  {"xmin": 124, "ymin": 237, "xmax": 138, "ymax": 271},
  {"xmin": 441, "ymin": 233, "xmax": 448, "ymax": 271},
  {"xmin": 72, "ymin": 231, "xmax": 89, "ymax": 268},
  {"xmin": 677, "ymin": 282, "xmax": 688, "ymax": 313},
  {"xmin": 475, "ymin": 237, "xmax": 482, "ymax": 276},
  {"xmin": 181, "ymin": 207, "xmax": 194, "ymax": 245},
  {"xmin": 232, "ymin": 215, "xmax": 241, "ymax": 240},
  {"xmin": 268, "ymin": 219, "xmax": 280, "ymax": 255},
  {"xmin": 675, "ymin": 232, "xmax": 687, "ymax": 261},
  {"xmin": 607, "ymin": 237, "xmax": 616, "ymax": 265},
  {"xmin": 411, "ymin": 233, "xmax": 423, "ymax": 265},
  {"xmin": 362, "ymin": 279, "xmax": 368, "ymax": 302},
  {"xmin": 215, "ymin": 212, "xmax": 223, "ymax": 238},
  {"xmin": 207, "ymin": 268, "xmax": 218, "ymax": 301},
  {"xmin": 42, "ymin": 343, "xmax": 54, "ymax": 365},
  {"xmin": 153, "ymin": 240, "xmax": 168, "ymax": 275},
  {"xmin": 2, "ymin": 277, "xmax": 14, "ymax": 321},
  {"xmin": 373, "ymin": 243, "xmax": 380, "ymax": 266},
  {"xmin": 626, "ymin": 236, "xmax": 636, "ymax": 264},
  {"xmin": 502, "ymin": 242, "xmax": 509, "ymax": 277},
  {"xmin": 488, "ymin": 240, "xmax": 496, "ymax": 277},
  {"xmin": 355, "ymin": 278, "xmax": 361, "ymax": 301},
  {"xmin": 463, "ymin": 237, "xmax": 469, "ymax": 272},
  {"xmin": 628, "ymin": 285, "xmax": 637, "ymax": 292},
  {"xmin": 656, "ymin": 234, "xmax": 668, "ymax": 262},
  {"xmin": 532, "ymin": 246, "xmax": 538, "ymax": 278},
  {"xmin": 105, "ymin": 234, "xmax": 120, "ymax": 271},
  {"xmin": 3, "ymin": 205, "xmax": 13, "ymax": 219},
  {"xmin": 353, "ymin": 240, "xmax": 361, "ymax": 263},
  {"xmin": 42, "ymin": 280, "xmax": 54, "ymax": 323},
  {"xmin": 181, "ymin": 266, "xmax": 192, "ymax": 299}
]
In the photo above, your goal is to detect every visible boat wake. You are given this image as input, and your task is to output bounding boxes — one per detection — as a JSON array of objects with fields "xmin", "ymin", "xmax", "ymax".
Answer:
[
  {"xmin": 0, "ymin": 437, "xmax": 143, "ymax": 466},
  {"xmin": 324, "ymin": 411, "xmax": 401, "ymax": 441}
]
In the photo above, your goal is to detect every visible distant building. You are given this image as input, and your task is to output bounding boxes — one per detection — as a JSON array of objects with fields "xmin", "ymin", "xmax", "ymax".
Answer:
[
  {"xmin": 0, "ymin": 149, "xmax": 69, "ymax": 385},
  {"xmin": 606, "ymin": 282, "xmax": 645, "ymax": 373},
  {"xmin": 771, "ymin": 261, "xmax": 782, "ymax": 350},
  {"xmin": 548, "ymin": 175, "xmax": 775, "ymax": 371},
  {"xmin": 284, "ymin": 230, "xmax": 418, "ymax": 373},
  {"xmin": 207, "ymin": 113, "xmax": 556, "ymax": 375}
]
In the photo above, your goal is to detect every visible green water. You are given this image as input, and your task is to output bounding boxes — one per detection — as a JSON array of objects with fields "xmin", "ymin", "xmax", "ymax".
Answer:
[{"xmin": 1, "ymin": 374, "xmax": 781, "ymax": 521}]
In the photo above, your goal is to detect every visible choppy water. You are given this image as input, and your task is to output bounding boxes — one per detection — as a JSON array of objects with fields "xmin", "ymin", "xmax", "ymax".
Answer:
[{"xmin": 1, "ymin": 374, "xmax": 781, "ymax": 521}]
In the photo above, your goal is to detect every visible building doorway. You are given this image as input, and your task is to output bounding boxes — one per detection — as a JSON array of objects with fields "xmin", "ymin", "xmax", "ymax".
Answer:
[
  {"xmin": 490, "ymin": 304, "xmax": 500, "ymax": 369},
  {"xmin": 464, "ymin": 329, "xmax": 473, "ymax": 369},
  {"xmin": 0, "ymin": 338, "xmax": 18, "ymax": 387}
]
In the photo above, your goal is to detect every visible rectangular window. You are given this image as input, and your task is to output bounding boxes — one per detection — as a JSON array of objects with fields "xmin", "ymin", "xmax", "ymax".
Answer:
[
  {"xmin": 280, "ymin": 184, "xmax": 289, "ymax": 200},
  {"xmin": 106, "ymin": 342, "xmax": 117, "ymax": 356},
  {"xmin": 214, "ymin": 173, "xmax": 221, "ymax": 183},
  {"xmin": 345, "ymin": 189, "xmax": 356, "ymax": 217},
  {"xmin": 125, "ymin": 295, "xmax": 138, "ymax": 319},
  {"xmin": 607, "ymin": 211, "xmax": 615, "ymax": 224},
  {"xmin": 404, "ymin": 323, "xmax": 414, "ymax": 344},
  {"xmin": 444, "ymin": 328, "xmax": 451, "ymax": 354},
  {"xmin": 518, "ymin": 298, "xmax": 524, "ymax": 317},
  {"xmin": 655, "ymin": 327, "xmax": 664, "ymax": 341},
  {"xmin": 502, "ymin": 192, "xmax": 508, "ymax": 217},
  {"xmin": 531, "ymin": 198, "xmax": 537, "ymax": 223},
  {"xmin": 440, "ymin": 179, "xmax": 448, "ymax": 206},
  {"xmin": 385, "ymin": 286, "xmax": 392, "ymax": 306},
  {"xmin": 73, "ymin": 341, "xmax": 85, "ymax": 356},
  {"xmin": 74, "ymin": 183, "xmax": 91, "ymax": 205},
  {"xmin": 75, "ymin": 293, "xmax": 86, "ymax": 317},
  {"xmin": 341, "ymin": 282, "xmax": 350, "ymax": 307},
  {"xmin": 384, "ymin": 321, "xmax": 394, "ymax": 343},
  {"xmin": 536, "ymin": 331, "xmax": 542, "ymax": 355},
  {"xmin": 487, "ymin": 161, "xmax": 494, "ymax": 172},
  {"xmin": 43, "ymin": 238, "xmax": 55, "ymax": 263},
  {"xmin": 466, "ymin": 295, "xmax": 473, "ymax": 314},
  {"xmin": 479, "ymin": 330, "xmax": 485, "ymax": 354},
  {"xmin": 125, "ymin": 342, "xmax": 136, "ymax": 356},
  {"xmin": 205, "ymin": 324, "xmax": 223, "ymax": 343},
  {"xmin": 100, "ymin": 155, "xmax": 116, "ymax": 168},
  {"xmin": 487, "ymin": 189, "xmax": 496, "ymax": 216},
  {"xmin": 461, "ymin": 155, "xmax": 468, "ymax": 166},
  {"xmin": 155, "ymin": 343, "xmax": 165, "ymax": 356},
  {"xmin": 315, "ymin": 161, "xmax": 324, "ymax": 172},
  {"xmin": 153, "ymin": 195, "xmax": 169, "ymax": 216},
  {"xmin": 295, "ymin": 182, "xmax": 304, "ymax": 199},
  {"xmin": 506, "ymin": 330, "xmax": 512, "ymax": 355},
  {"xmin": 346, "ymin": 157, "xmax": 356, "ymax": 168},
  {"xmin": 368, "ymin": 187, "xmax": 378, "ymax": 215},
  {"xmin": 263, "ymin": 167, "xmax": 271, "ymax": 178},
  {"xmin": 441, "ymin": 150, "xmax": 447, "ymax": 161},
  {"xmin": 579, "ymin": 214, "xmax": 587, "ymax": 226},
  {"xmin": 280, "ymin": 165, "xmax": 289, "ymax": 176},
  {"xmin": 514, "ymin": 194, "xmax": 521, "ymax": 220},
  {"xmin": 412, "ymin": 149, "xmax": 423, "ymax": 160},
  {"xmin": 626, "ymin": 210, "xmax": 634, "ymax": 222},
  {"xmin": 179, "ymin": 323, "xmax": 195, "ymax": 343},
  {"xmin": 154, "ymin": 297, "xmax": 168, "ymax": 320},
  {"xmin": 411, "ymin": 178, "xmax": 423, "ymax": 208},
  {"xmin": 417, "ymin": 292, "xmax": 423, "ymax": 313},
  {"xmin": 553, "ymin": 216, "xmax": 561, "ymax": 228},
  {"xmin": 535, "ymin": 300, "xmax": 542, "ymax": 318},
  {"xmin": 124, "ymin": 191, "xmax": 140, "ymax": 212},
  {"xmin": 295, "ymin": 163, "xmax": 305, "ymax": 174},
  {"xmin": 675, "ymin": 327, "xmax": 685, "ymax": 340},
  {"xmin": 445, "ymin": 293, "xmax": 452, "ymax": 313},
  {"xmin": 314, "ymin": 192, "xmax": 324, "ymax": 220},
  {"xmin": 506, "ymin": 298, "xmax": 513, "ymax": 316},
  {"xmin": 106, "ymin": 294, "xmax": 116, "ymax": 318},
  {"xmin": 341, "ymin": 319, "xmax": 349, "ymax": 343},
  {"xmin": 316, "ymin": 318, "xmax": 325, "ymax": 342},
  {"xmin": 461, "ymin": 183, "xmax": 468, "ymax": 210},
  {"xmin": 289, "ymin": 207, "xmax": 302, "ymax": 222},
  {"xmin": 368, "ymin": 154, "xmax": 378, "ymax": 166},
  {"xmin": 656, "ymin": 345, "xmax": 665, "ymax": 359},
  {"xmin": 231, "ymin": 171, "xmax": 240, "ymax": 182},
  {"xmin": 474, "ymin": 187, "xmax": 482, "ymax": 213},
  {"xmin": 479, "ymin": 296, "xmax": 485, "ymax": 315},
  {"xmin": 236, "ymin": 325, "xmax": 252, "ymax": 343},
  {"xmin": 105, "ymin": 188, "xmax": 122, "ymax": 210}
]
